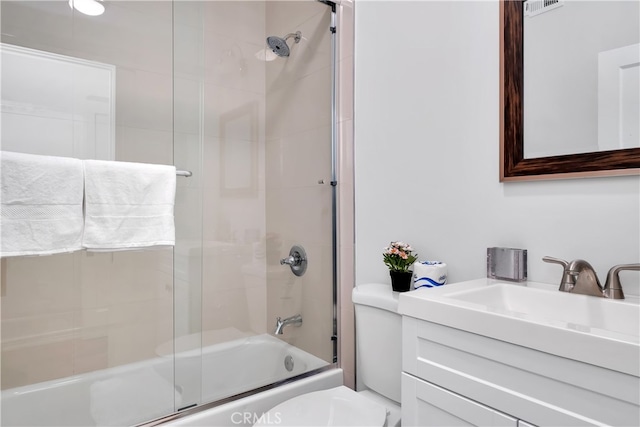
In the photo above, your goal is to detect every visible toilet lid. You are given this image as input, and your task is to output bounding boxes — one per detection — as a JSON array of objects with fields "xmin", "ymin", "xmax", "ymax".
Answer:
[{"xmin": 254, "ymin": 386, "xmax": 388, "ymax": 427}]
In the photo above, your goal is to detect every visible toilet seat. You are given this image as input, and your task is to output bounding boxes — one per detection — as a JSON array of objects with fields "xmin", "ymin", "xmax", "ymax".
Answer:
[{"xmin": 254, "ymin": 386, "xmax": 388, "ymax": 427}]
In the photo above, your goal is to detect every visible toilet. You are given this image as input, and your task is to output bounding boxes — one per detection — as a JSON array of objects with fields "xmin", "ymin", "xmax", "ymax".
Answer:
[{"xmin": 255, "ymin": 283, "xmax": 402, "ymax": 427}]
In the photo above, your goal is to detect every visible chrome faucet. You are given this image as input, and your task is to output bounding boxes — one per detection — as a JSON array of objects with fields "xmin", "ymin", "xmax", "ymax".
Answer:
[
  {"xmin": 543, "ymin": 256, "xmax": 639, "ymax": 299},
  {"xmin": 273, "ymin": 314, "xmax": 303, "ymax": 335}
]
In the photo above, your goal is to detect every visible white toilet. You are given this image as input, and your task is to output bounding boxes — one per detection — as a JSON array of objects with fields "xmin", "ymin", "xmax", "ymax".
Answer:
[{"xmin": 255, "ymin": 283, "xmax": 402, "ymax": 427}]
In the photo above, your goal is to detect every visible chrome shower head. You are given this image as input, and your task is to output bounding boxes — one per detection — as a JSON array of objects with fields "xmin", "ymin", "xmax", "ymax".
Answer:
[
  {"xmin": 266, "ymin": 31, "xmax": 302, "ymax": 58},
  {"xmin": 266, "ymin": 36, "xmax": 290, "ymax": 57}
]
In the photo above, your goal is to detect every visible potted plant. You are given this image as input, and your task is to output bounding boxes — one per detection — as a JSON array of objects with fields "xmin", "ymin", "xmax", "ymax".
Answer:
[{"xmin": 383, "ymin": 241, "xmax": 418, "ymax": 292}]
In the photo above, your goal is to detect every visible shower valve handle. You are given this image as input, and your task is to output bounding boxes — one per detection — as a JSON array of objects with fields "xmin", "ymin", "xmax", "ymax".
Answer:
[
  {"xmin": 280, "ymin": 245, "xmax": 308, "ymax": 277},
  {"xmin": 280, "ymin": 255, "xmax": 300, "ymax": 266}
]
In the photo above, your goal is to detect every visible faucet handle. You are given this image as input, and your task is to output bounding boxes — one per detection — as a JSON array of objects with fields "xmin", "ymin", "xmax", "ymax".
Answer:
[
  {"xmin": 603, "ymin": 264, "xmax": 640, "ymax": 299},
  {"xmin": 543, "ymin": 256, "xmax": 575, "ymax": 292},
  {"xmin": 542, "ymin": 256, "xmax": 569, "ymax": 268},
  {"xmin": 280, "ymin": 245, "xmax": 308, "ymax": 277},
  {"xmin": 280, "ymin": 256, "xmax": 297, "ymax": 266}
]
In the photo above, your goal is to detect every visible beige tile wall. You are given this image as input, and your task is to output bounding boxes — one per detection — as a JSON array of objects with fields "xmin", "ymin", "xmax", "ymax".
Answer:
[
  {"xmin": 1, "ymin": 249, "xmax": 174, "ymax": 390},
  {"xmin": 198, "ymin": 1, "xmax": 268, "ymax": 342}
]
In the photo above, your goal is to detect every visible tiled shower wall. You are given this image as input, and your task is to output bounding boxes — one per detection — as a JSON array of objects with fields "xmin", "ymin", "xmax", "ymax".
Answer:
[
  {"xmin": 197, "ymin": 0, "xmax": 355, "ymax": 373},
  {"xmin": 197, "ymin": 1, "xmax": 268, "ymax": 343}
]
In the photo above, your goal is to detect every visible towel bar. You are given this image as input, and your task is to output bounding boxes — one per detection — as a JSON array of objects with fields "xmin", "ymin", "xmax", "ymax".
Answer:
[{"xmin": 176, "ymin": 170, "xmax": 192, "ymax": 177}]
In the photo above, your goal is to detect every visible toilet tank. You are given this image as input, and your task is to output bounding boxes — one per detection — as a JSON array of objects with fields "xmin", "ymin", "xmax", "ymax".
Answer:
[{"xmin": 352, "ymin": 283, "xmax": 402, "ymax": 404}]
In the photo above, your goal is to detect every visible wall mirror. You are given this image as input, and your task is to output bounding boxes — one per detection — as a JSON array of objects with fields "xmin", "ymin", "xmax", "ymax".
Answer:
[
  {"xmin": 500, "ymin": 0, "xmax": 640, "ymax": 181},
  {"xmin": 1, "ymin": 43, "xmax": 115, "ymax": 160}
]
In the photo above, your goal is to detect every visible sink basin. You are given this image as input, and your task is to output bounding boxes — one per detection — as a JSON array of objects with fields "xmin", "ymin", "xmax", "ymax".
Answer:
[
  {"xmin": 447, "ymin": 283, "xmax": 640, "ymax": 340},
  {"xmin": 399, "ymin": 279, "xmax": 640, "ymax": 376}
]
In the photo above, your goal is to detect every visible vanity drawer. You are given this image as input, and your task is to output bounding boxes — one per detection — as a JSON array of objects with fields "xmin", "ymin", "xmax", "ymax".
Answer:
[{"xmin": 402, "ymin": 372, "xmax": 518, "ymax": 427}]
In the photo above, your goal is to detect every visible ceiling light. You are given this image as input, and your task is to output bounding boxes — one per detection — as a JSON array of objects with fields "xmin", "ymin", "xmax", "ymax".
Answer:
[{"xmin": 69, "ymin": 0, "xmax": 105, "ymax": 16}]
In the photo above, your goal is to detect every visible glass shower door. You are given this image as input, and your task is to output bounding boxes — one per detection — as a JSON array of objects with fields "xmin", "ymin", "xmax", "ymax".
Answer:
[
  {"xmin": 1, "ymin": 1, "xmax": 180, "ymax": 425},
  {"xmin": 171, "ymin": 0, "xmax": 336, "ymax": 408},
  {"xmin": 264, "ymin": 0, "xmax": 336, "ymax": 366}
]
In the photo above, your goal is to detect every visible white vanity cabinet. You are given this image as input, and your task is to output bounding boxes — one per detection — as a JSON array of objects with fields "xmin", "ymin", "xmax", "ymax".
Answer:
[{"xmin": 401, "ymin": 315, "xmax": 640, "ymax": 427}]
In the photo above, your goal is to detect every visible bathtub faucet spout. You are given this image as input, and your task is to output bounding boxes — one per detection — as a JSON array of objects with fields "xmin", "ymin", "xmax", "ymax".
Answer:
[{"xmin": 274, "ymin": 314, "xmax": 303, "ymax": 335}]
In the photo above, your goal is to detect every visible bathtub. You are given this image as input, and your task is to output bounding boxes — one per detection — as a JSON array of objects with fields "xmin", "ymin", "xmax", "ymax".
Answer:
[
  {"xmin": 175, "ymin": 333, "xmax": 330, "ymax": 406},
  {"xmin": 1, "ymin": 333, "xmax": 333, "ymax": 427}
]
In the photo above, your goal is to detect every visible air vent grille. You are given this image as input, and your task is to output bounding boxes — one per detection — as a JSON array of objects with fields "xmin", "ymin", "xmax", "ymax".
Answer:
[{"xmin": 524, "ymin": 0, "xmax": 565, "ymax": 17}]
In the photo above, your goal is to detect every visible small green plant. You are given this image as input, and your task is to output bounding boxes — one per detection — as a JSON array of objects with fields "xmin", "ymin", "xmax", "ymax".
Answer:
[{"xmin": 383, "ymin": 241, "xmax": 418, "ymax": 272}]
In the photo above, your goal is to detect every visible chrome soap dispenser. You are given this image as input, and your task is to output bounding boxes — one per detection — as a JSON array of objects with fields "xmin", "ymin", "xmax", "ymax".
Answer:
[{"xmin": 487, "ymin": 247, "xmax": 528, "ymax": 282}]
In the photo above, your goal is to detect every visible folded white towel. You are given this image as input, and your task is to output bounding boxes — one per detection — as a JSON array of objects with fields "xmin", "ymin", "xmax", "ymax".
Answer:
[
  {"xmin": 1, "ymin": 151, "xmax": 84, "ymax": 257},
  {"xmin": 83, "ymin": 159, "xmax": 176, "ymax": 250}
]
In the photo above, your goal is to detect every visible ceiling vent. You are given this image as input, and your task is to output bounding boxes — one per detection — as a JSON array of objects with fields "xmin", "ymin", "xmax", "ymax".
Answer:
[{"xmin": 524, "ymin": 0, "xmax": 565, "ymax": 17}]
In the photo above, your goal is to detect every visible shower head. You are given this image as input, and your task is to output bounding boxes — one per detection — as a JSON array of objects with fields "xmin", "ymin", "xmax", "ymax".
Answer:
[{"xmin": 266, "ymin": 31, "xmax": 302, "ymax": 58}]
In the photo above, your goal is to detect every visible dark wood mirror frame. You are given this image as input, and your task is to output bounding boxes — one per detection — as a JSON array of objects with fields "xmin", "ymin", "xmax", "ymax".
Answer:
[{"xmin": 500, "ymin": 0, "xmax": 640, "ymax": 182}]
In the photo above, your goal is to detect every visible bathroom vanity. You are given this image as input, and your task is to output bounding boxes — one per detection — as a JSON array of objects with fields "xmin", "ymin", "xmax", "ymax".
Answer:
[{"xmin": 398, "ymin": 279, "xmax": 640, "ymax": 427}]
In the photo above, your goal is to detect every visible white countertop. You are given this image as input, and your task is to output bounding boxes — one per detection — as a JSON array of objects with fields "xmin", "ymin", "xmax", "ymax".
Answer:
[{"xmin": 399, "ymin": 278, "xmax": 640, "ymax": 376}]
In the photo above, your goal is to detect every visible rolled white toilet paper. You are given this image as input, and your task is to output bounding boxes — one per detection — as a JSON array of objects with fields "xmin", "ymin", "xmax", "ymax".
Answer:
[{"xmin": 413, "ymin": 261, "xmax": 447, "ymax": 289}]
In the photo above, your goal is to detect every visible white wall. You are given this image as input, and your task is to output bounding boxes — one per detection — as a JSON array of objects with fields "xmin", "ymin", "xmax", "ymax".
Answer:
[{"xmin": 354, "ymin": 1, "xmax": 640, "ymax": 295}]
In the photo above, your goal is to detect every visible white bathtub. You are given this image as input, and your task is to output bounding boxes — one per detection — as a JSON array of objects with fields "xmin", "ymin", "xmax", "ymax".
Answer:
[
  {"xmin": 176, "ymin": 333, "xmax": 330, "ymax": 406},
  {"xmin": 1, "ymin": 334, "xmax": 333, "ymax": 427}
]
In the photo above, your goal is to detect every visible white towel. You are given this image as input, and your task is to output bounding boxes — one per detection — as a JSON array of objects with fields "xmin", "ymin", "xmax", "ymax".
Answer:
[
  {"xmin": 1, "ymin": 151, "xmax": 84, "ymax": 257},
  {"xmin": 83, "ymin": 159, "xmax": 176, "ymax": 250}
]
